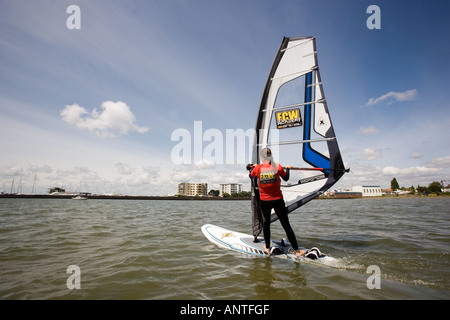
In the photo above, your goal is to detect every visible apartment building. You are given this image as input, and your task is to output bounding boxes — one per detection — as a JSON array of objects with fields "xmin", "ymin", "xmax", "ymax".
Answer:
[
  {"xmin": 219, "ymin": 183, "xmax": 242, "ymax": 197},
  {"xmin": 178, "ymin": 182, "xmax": 208, "ymax": 196}
]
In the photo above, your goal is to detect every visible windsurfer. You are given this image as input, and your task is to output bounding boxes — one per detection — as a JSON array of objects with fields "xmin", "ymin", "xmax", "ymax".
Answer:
[{"xmin": 247, "ymin": 148, "xmax": 306, "ymax": 258}]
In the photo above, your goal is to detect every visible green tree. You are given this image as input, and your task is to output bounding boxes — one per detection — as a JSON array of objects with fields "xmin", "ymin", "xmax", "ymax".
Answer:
[
  {"xmin": 416, "ymin": 185, "xmax": 429, "ymax": 194},
  {"xmin": 428, "ymin": 181, "xmax": 442, "ymax": 194},
  {"xmin": 238, "ymin": 191, "xmax": 251, "ymax": 197},
  {"xmin": 208, "ymin": 189, "xmax": 219, "ymax": 196},
  {"xmin": 391, "ymin": 177, "xmax": 400, "ymax": 191}
]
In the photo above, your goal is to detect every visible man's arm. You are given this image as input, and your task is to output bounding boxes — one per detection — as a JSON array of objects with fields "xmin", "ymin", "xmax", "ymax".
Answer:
[{"xmin": 281, "ymin": 165, "xmax": 291, "ymax": 181}]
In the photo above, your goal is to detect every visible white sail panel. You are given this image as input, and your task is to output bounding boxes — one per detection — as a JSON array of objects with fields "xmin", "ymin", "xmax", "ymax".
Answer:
[
  {"xmin": 313, "ymin": 71, "xmax": 331, "ymax": 137},
  {"xmin": 258, "ymin": 37, "xmax": 317, "ymax": 151},
  {"xmin": 251, "ymin": 37, "xmax": 348, "ymax": 235}
]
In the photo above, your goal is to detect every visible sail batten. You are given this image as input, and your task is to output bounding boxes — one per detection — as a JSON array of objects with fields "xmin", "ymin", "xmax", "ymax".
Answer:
[
  {"xmin": 261, "ymin": 137, "xmax": 336, "ymax": 146},
  {"xmin": 270, "ymin": 68, "xmax": 316, "ymax": 81},
  {"xmin": 262, "ymin": 98, "xmax": 326, "ymax": 112},
  {"xmin": 280, "ymin": 37, "xmax": 315, "ymax": 52},
  {"xmin": 250, "ymin": 36, "xmax": 348, "ymax": 238}
]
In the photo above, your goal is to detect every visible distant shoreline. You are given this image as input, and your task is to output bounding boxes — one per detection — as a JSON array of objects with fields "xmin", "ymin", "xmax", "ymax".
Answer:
[
  {"xmin": 1, "ymin": 194, "xmax": 448, "ymax": 200},
  {"xmin": 319, "ymin": 194, "xmax": 450, "ymax": 199},
  {"xmin": 0, "ymin": 194, "xmax": 250, "ymax": 200}
]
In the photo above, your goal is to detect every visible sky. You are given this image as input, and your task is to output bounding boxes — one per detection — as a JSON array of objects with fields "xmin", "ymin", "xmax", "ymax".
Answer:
[{"xmin": 1, "ymin": 0, "xmax": 449, "ymax": 195}]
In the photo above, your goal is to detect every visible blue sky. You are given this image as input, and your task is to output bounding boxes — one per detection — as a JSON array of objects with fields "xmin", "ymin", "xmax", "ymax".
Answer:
[{"xmin": 1, "ymin": 0, "xmax": 449, "ymax": 195}]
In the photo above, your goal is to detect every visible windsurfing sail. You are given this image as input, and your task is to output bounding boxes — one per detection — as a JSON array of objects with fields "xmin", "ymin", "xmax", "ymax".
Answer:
[{"xmin": 251, "ymin": 36, "xmax": 348, "ymax": 238}]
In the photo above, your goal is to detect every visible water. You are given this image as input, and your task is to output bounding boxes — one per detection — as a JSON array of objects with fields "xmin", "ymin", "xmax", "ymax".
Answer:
[{"xmin": 0, "ymin": 197, "xmax": 448, "ymax": 300}]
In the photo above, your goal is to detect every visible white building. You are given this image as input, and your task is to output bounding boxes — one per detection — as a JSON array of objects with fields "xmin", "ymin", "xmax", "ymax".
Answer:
[
  {"xmin": 178, "ymin": 182, "xmax": 208, "ymax": 196},
  {"xmin": 219, "ymin": 183, "xmax": 242, "ymax": 197},
  {"xmin": 352, "ymin": 186, "xmax": 382, "ymax": 197}
]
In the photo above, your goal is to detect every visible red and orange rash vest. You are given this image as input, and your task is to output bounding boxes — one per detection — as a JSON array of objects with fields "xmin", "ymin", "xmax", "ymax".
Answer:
[{"xmin": 250, "ymin": 160, "xmax": 286, "ymax": 201}]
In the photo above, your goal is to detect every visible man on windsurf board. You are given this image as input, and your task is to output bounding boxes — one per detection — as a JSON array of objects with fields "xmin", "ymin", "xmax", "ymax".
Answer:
[{"xmin": 247, "ymin": 147, "xmax": 306, "ymax": 258}]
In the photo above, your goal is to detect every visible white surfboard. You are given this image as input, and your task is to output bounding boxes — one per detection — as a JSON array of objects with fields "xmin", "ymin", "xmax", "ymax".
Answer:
[{"xmin": 201, "ymin": 224, "xmax": 330, "ymax": 262}]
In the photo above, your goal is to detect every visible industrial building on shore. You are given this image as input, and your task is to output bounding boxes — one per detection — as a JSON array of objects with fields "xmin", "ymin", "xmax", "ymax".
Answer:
[{"xmin": 322, "ymin": 185, "xmax": 382, "ymax": 198}]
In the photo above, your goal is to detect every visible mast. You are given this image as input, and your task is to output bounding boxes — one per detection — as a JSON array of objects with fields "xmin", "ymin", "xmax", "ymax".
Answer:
[{"xmin": 31, "ymin": 174, "xmax": 37, "ymax": 194}]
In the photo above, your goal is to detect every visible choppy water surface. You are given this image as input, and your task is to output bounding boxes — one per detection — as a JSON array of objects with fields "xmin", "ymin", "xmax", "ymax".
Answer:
[{"xmin": 0, "ymin": 197, "xmax": 448, "ymax": 299}]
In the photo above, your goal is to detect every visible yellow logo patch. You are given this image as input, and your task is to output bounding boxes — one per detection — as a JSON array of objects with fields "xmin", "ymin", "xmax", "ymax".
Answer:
[
  {"xmin": 259, "ymin": 171, "xmax": 277, "ymax": 184},
  {"xmin": 275, "ymin": 108, "xmax": 302, "ymax": 129},
  {"xmin": 221, "ymin": 232, "xmax": 235, "ymax": 239}
]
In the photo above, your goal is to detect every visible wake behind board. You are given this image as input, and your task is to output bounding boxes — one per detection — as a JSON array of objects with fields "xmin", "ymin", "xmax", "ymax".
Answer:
[{"xmin": 201, "ymin": 224, "xmax": 329, "ymax": 262}]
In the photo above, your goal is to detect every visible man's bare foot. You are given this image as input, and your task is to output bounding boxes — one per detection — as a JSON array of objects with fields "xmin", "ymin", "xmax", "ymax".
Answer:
[{"xmin": 294, "ymin": 249, "xmax": 306, "ymax": 257}]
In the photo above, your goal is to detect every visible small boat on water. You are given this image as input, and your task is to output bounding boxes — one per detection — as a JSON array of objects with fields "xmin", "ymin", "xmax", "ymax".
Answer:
[{"xmin": 72, "ymin": 195, "xmax": 87, "ymax": 200}]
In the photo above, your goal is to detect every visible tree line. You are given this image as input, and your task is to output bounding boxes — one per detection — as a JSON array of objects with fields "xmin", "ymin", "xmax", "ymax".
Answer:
[
  {"xmin": 390, "ymin": 178, "xmax": 447, "ymax": 195},
  {"xmin": 208, "ymin": 190, "xmax": 251, "ymax": 198}
]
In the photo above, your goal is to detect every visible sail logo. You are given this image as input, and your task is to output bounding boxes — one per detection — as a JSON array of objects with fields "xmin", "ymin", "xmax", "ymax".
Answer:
[{"xmin": 275, "ymin": 108, "xmax": 302, "ymax": 129}]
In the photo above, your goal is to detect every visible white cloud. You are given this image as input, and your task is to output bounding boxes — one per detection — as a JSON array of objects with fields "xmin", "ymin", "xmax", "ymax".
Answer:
[
  {"xmin": 360, "ymin": 126, "xmax": 379, "ymax": 135},
  {"xmin": 381, "ymin": 166, "xmax": 440, "ymax": 177},
  {"xmin": 115, "ymin": 162, "xmax": 135, "ymax": 175},
  {"xmin": 427, "ymin": 155, "xmax": 450, "ymax": 168},
  {"xmin": 361, "ymin": 147, "xmax": 382, "ymax": 161},
  {"xmin": 110, "ymin": 164, "xmax": 162, "ymax": 194},
  {"xmin": 409, "ymin": 152, "xmax": 423, "ymax": 159},
  {"xmin": 141, "ymin": 166, "xmax": 161, "ymax": 184},
  {"xmin": 194, "ymin": 159, "xmax": 216, "ymax": 169},
  {"xmin": 60, "ymin": 101, "xmax": 149, "ymax": 138},
  {"xmin": 362, "ymin": 89, "xmax": 418, "ymax": 108},
  {"xmin": 0, "ymin": 166, "xmax": 25, "ymax": 178}
]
